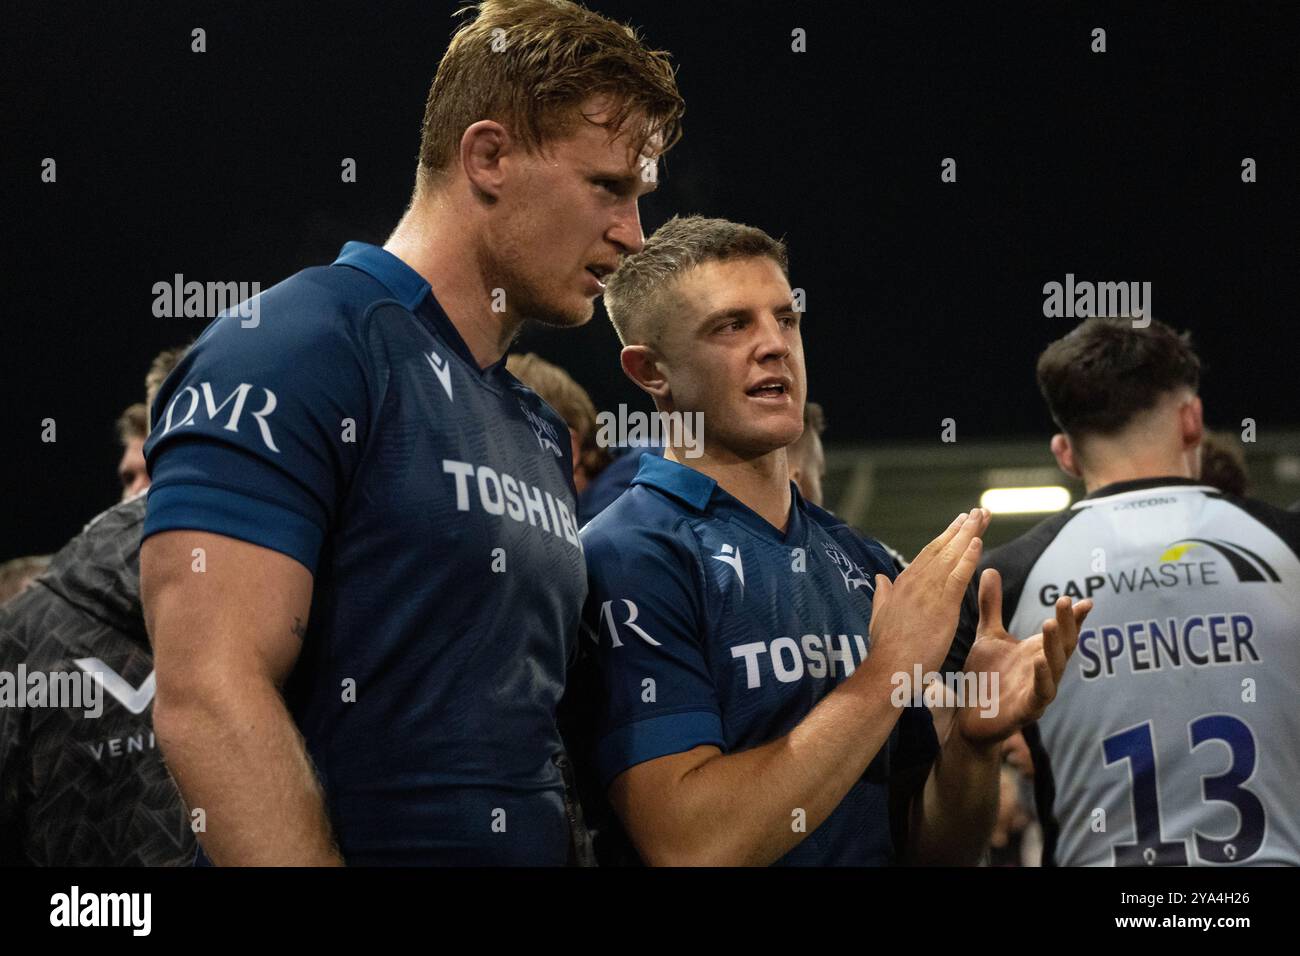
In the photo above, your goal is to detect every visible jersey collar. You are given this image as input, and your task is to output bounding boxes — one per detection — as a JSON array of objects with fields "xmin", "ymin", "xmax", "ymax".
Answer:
[
  {"xmin": 1075, "ymin": 475, "xmax": 1216, "ymax": 508},
  {"xmin": 333, "ymin": 241, "xmax": 498, "ymax": 376},
  {"xmin": 632, "ymin": 453, "xmax": 807, "ymax": 542},
  {"xmin": 633, "ymin": 453, "xmax": 716, "ymax": 511}
]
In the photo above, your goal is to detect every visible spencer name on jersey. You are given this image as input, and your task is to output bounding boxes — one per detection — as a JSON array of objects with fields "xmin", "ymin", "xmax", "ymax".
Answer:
[
  {"xmin": 143, "ymin": 242, "xmax": 587, "ymax": 865},
  {"xmin": 949, "ymin": 479, "xmax": 1300, "ymax": 867},
  {"xmin": 581, "ymin": 455, "xmax": 938, "ymax": 866},
  {"xmin": 1077, "ymin": 612, "xmax": 1259, "ymax": 679}
]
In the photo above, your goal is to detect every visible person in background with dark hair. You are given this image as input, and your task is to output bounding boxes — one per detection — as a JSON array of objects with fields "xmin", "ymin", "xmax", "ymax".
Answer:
[
  {"xmin": 948, "ymin": 316, "xmax": 1300, "ymax": 866},
  {"xmin": 1198, "ymin": 430, "xmax": 1250, "ymax": 497},
  {"xmin": 0, "ymin": 346, "xmax": 194, "ymax": 865}
]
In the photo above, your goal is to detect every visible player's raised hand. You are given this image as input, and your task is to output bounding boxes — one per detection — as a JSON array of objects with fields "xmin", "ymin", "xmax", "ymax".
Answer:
[
  {"xmin": 869, "ymin": 508, "xmax": 990, "ymax": 676},
  {"xmin": 957, "ymin": 568, "xmax": 1093, "ymax": 745}
]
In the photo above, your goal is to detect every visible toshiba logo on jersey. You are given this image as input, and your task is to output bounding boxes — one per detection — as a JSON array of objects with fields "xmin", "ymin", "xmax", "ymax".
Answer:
[
  {"xmin": 158, "ymin": 382, "xmax": 280, "ymax": 453},
  {"xmin": 1038, "ymin": 539, "xmax": 1279, "ymax": 605},
  {"xmin": 441, "ymin": 459, "xmax": 581, "ymax": 549}
]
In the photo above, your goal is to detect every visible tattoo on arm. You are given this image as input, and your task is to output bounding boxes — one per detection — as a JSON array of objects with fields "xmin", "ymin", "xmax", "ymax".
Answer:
[{"xmin": 291, "ymin": 616, "xmax": 306, "ymax": 640}]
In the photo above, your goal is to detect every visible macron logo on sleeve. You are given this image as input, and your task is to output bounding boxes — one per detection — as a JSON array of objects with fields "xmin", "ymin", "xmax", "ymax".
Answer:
[
  {"xmin": 426, "ymin": 349, "xmax": 453, "ymax": 401},
  {"xmin": 712, "ymin": 544, "xmax": 745, "ymax": 587}
]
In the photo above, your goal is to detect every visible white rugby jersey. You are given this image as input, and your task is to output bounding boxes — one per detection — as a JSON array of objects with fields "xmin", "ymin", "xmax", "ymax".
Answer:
[{"xmin": 948, "ymin": 478, "xmax": 1300, "ymax": 866}]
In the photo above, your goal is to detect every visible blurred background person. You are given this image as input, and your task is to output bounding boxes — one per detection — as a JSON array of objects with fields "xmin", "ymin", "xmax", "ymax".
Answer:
[
  {"xmin": 1198, "ymin": 429, "xmax": 1250, "ymax": 497},
  {"xmin": 787, "ymin": 400, "xmax": 826, "ymax": 506},
  {"xmin": 113, "ymin": 347, "xmax": 189, "ymax": 503},
  {"xmin": 0, "ymin": 556, "xmax": 52, "ymax": 607},
  {"xmin": 115, "ymin": 403, "xmax": 150, "ymax": 501},
  {"xmin": 0, "ymin": 345, "xmax": 192, "ymax": 865},
  {"xmin": 506, "ymin": 352, "xmax": 611, "ymax": 495}
]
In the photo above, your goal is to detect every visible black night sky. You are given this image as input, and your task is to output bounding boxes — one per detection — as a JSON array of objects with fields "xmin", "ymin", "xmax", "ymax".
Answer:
[{"xmin": 6, "ymin": 0, "xmax": 1298, "ymax": 555}]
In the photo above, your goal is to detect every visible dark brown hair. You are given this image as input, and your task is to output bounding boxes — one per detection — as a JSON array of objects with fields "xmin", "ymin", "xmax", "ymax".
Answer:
[
  {"xmin": 1199, "ymin": 430, "xmax": 1249, "ymax": 497},
  {"xmin": 1036, "ymin": 317, "xmax": 1201, "ymax": 439}
]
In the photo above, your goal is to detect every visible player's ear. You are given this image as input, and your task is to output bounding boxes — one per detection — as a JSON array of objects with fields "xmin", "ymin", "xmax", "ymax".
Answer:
[
  {"xmin": 460, "ymin": 120, "xmax": 510, "ymax": 201},
  {"xmin": 1181, "ymin": 394, "xmax": 1205, "ymax": 450},
  {"xmin": 620, "ymin": 345, "xmax": 670, "ymax": 403},
  {"xmin": 1050, "ymin": 432, "xmax": 1082, "ymax": 479}
]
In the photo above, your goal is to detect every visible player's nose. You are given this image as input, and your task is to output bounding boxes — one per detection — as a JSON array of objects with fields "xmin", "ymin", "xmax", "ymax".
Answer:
[
  {"xmin": 754, "ymin": 312, "xmax": 791, "ymax": 361},
  {"xmin": 608, "ymin": 200, "xmax": 646, "ymax": 256}
]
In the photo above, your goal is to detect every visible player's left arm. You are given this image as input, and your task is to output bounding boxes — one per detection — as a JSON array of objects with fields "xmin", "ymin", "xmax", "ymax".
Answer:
[{"xmin": 903, "ymin": 568, "xmax": 1092, "ymax": 864}]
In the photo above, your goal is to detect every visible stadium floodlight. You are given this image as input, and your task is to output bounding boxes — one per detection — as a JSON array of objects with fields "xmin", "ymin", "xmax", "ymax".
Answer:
[{"xmin": 979, "ymin": 486, "xmax": 1071, "ymax": 514}]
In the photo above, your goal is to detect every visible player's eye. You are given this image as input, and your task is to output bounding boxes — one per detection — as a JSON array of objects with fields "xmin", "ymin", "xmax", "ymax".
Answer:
[
  {"xmin": 779, "ymin": 313, "xmax": 800, "ymax": 328},
  {"xmin": 593, "ymin": 178, "xmax": 621, "ymax": 195}
]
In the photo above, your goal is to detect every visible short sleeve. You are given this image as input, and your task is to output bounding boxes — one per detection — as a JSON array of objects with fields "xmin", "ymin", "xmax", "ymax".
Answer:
[
  {"xmin": 580, "ymin": 518, "xmax": 725, "ymax": 789},
  {"xmin": 142, "ymin": 293, "xmax": 375, "ymax": 574}
]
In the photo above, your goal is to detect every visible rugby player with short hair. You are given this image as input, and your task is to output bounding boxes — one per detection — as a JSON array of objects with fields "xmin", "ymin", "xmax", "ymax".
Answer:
[
  {"xmin": 580, "ymin": 216, "xmax": 1092, "ymax": 865},
  {"xmin": 140, "ymin": 0, "xmax": 682, "ymax": 865},
  {"xmin": 948, "ymin": 317, "xmax": 1300, "ymax": 865}
]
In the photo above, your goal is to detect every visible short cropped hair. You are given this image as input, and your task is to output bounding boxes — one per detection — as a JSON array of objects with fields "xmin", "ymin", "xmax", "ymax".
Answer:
[
  {"xmin": 418, "ymin": 0, "xmax": 684, "ymax": 189},
  {"xmin": 1036, "ymin": 317, "xmax": 1201, "ymax": 440},
  {"xmin": 604, "ymin": 215, "xmax": 789, "ymax": 346}
]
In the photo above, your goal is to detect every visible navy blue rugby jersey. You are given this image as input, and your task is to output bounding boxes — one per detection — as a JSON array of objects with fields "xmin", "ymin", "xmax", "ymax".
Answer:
[
  {"xmin": 142, "ymin": 242, "xmax": 587, "ymax": 865},
  {"xmin": 579, "ymin": 454, "xmax": 938, "ymax": 866}
]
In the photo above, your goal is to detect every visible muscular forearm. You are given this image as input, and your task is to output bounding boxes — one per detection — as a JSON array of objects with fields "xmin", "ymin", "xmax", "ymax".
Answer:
[
  {"xmin": 906, "ymin": 721, "xmax": 1000, "ymax": 865},
  {"xmin": 631, "ymin": 653, "xmax": 910, "ymax": 866},
  {"xmin": 155, "ymin": 681, "xmax": 341, "ymax": 866}
]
